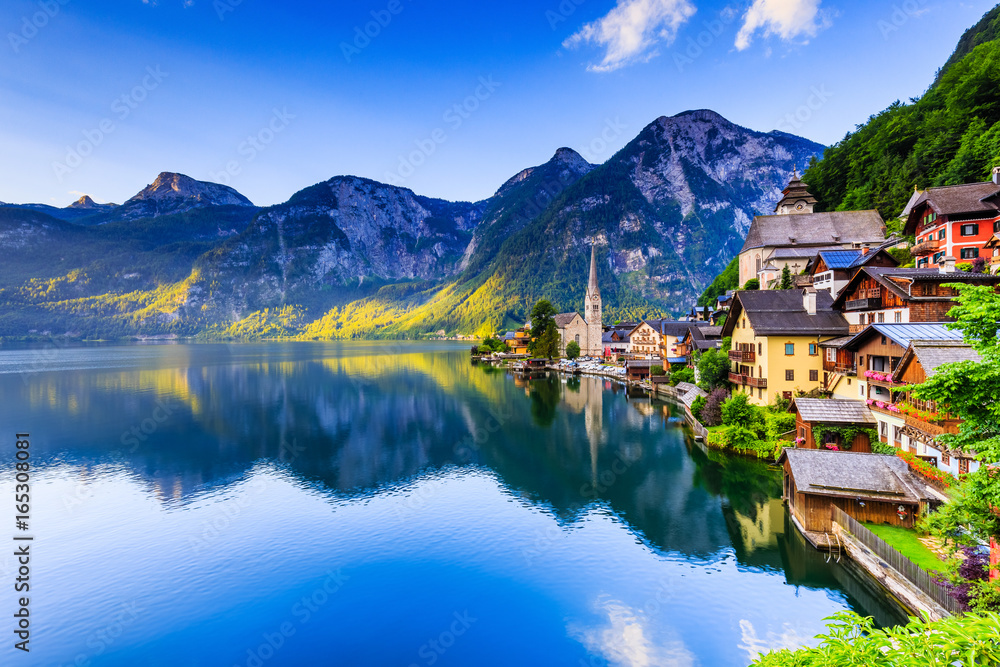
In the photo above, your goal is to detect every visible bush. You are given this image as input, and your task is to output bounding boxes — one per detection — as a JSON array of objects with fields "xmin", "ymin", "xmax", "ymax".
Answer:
[
  {"xmin": 691, "ymin": 395, "xmax": 707, "ymax": 422},
  {"xmin": 743, "ymin": 279, "xmax": 760, "ymax": 290},
  {"xmin": 765, "ymin": 412, "xmax": 796, "ymax": 440},
  {"xmin": 670, "ymin": 367, "xmax": 694, "ymax": 386},
  {"xmin": 871, "ymin": 439, "xmax": 897, "ymax": 455},
  {"xmin": 769, "ymin": 393, "xmax": 791, "ymax": 413},
  {"xmin": 565, "ymin": 340, "xmax": 581, "ymax": 359},
  {"xmin": 650, "ymin": 364, "xmax": 664, "ymax": 376},
  {"xmin": 696, "ymin": 348, "xmax": 730, "ymax": 391},
  {"xmin": 700, "ymin": 388, "xmax": 728, "ymax": 426},
  {"xmin": 721, "ymin": 392, "xmax": 764, "ymax": 430}
]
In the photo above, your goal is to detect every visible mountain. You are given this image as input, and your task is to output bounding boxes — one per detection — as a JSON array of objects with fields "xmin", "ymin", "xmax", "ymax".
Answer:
[
  {"xmin": 68, "ymin": 195, "xmax": 117, "ymax": 211},
  {"xmin": 0, "ymin": 112, "xmax": 821, "ymax": 340},
  {"xmin": 93, "ymin": 172, "xmax": 256, "ymax": 223},
  {"xmin": 804, "ymin": 5, "xmax": 1000, "ymax": 222}
]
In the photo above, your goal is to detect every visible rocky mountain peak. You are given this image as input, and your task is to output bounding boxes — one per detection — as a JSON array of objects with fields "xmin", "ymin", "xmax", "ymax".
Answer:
[
  {"xmin": 128, "ymin": 172, "xmax": 254, "ymax": 207},
  {"xmin": 551, "ymin": 147, "xmax": 590, "ymax": 168},
  {"xmin": 67, "ymin": 195, "xmax": 112, "ymax": 209}
]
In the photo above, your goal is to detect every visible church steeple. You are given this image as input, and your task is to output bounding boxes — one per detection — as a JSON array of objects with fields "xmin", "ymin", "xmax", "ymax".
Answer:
[
  {"xmin": 774, "ymin": 171, "xmax": 818, "ymax": 215},
  {"xmin": 587, "ymin": 244, "xmax": 600, "ymax": 300},
  {"xmin": 584, "ymin": 244, "xmax": 603, "ymax": 356}
]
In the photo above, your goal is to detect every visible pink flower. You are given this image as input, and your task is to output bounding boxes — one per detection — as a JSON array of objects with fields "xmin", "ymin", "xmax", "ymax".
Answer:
[{"xmin": 866, "ymin": 399, "xmax": 874, "ymax": 406}]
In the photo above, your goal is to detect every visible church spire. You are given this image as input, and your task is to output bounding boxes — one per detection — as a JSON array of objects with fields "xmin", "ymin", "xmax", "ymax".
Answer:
[{"xmin": 587, "ymin": 244, "xmax": 600, "ymax": 298}]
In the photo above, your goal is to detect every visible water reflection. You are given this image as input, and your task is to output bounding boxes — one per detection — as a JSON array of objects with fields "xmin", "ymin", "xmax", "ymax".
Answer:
[{"xmin": 0, "ymin": 342, "xmax": 908, "ymax": 665}]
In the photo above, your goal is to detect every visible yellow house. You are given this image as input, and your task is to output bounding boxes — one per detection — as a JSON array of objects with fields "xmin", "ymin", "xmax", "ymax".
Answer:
[
  {"xmin": 501, "ymin": 329, "xmax": 531, "ymax": 355},
  {"xmin": 721, "ymin": 289, "xmax": 851, "ymax": 405}
]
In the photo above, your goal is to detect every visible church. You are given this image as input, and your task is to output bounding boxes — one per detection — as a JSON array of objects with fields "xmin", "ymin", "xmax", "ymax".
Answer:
[{"xmin": 554, "ymin": 245, "xmax": 604, "ymax": 357}]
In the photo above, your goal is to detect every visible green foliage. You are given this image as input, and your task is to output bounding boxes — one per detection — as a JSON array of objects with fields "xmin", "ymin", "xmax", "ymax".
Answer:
[
  {"xmin": 804, "ymin": 35, "xmax": 1000, "ymax": 220},
  {"xmin": 528, "ymin": 300, "xmax": 560, "ymax": 358},
  {"xmin": 811, "ymin": 424, "xmax": 878, "ymax": 451},
  {"xmin": 478, "ymin": 336, "xmax": 507, "ymax": 353},
  {"xmin": 669, "ymin": 366, "xmax": 694, "ymax": 386},
  {"xmin": 765, "ymin": 412, "xmax": 796, "ymax": 441},
  {"xmin": 691, "ymin": 395, "xmax": 707, "ymax": 422},
  {"xmin": 751, "ymin": 611, "xmax": 1000, "ymax": 666},
  {"xmin": 914, "ymin": 284, "xmax": 1000, "ymax": 542},
  {"xmin": 697, "ymin": 256, "xmax": 738, "ymax": 307},
  {"xmin": 696, "ymin": 347, "xmax": 730, "ymax": 391},
  {"xmin": 870, "ymin": 439, "xmax": 897, "ymax": 455},
  {"xmin": 565, "ymin": 340, "xmax": 581, "ymax": 359},
  {"xmin": 650, "ymin": 364, "xmax": 664, "ymax": 376},
  {"xmin": 778, "ymin": 265, "xmax": 793, "ymax": 290},
  {"xmin": 743, "ymin": 279, "xmax": 760, "ymax": 290}
]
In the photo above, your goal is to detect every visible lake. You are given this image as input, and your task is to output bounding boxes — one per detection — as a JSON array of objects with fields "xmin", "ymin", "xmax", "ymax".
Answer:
[{"xmin": 0, "ymin": 341, "xmax": 905, "ymax": 666}]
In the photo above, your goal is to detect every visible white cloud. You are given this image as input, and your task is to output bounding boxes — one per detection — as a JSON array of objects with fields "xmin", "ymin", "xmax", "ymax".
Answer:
[
  {"xmin": 564, "ymin": 0, "xmax": 697, "ymax": 73},
  {"xmin": 734, "ymin": 0, "xmax": 830, "ymax": 51}
]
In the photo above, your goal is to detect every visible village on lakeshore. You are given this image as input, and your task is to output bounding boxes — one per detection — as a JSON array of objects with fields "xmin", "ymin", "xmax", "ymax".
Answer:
[{"xmin": 473, "ymin": 170, "xmax": 1000, "ymax": 618}]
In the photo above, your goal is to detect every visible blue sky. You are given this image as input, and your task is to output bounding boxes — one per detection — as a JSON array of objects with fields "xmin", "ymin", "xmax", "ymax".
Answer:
[{"xmin": 0, "ymin": 0, "xmax": 996, "ymax": 207}]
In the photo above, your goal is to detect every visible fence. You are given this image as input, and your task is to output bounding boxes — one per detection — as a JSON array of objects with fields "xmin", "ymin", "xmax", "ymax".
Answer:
[{"xmin": 832, "ymin": 506, "xmax": 961, "ymax": 614}]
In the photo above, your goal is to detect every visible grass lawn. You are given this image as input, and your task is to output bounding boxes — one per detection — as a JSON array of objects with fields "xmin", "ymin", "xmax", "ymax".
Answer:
[{"xmin": 863, "ymin": 523, "xmax": 946, "ymax": 573}]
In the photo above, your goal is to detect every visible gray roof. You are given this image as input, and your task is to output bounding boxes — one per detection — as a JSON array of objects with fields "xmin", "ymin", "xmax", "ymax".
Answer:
[
  {"xmin": 910, "ymin": 341, "xmax": 981, "ymax": 377},
  {"xmin": 660, "ymin": 320, "xmax": 710, "ymax": 338},
  {"xmin": 780, "ymin": 449, "xmax": 931, "ymax": 503},
  {"xmin": 791, "ymin": 398, "xmax": 876, "ymax": 425},
  {"xmin": 723, "ymin": 289, "xmax": 849, "ymax": 337},
  {"xmin": 832, "ymin": 267, "xmax": 1000, "ymax": 309},
  {"xmin": 554, "ymin": 313, "xmax": 582, "ymax": 328},
  {"xmin": 741, "ymin": 210, "xmax": 886, "ymax": 253},
  {"xmin": 768, "ymin": 245, "xmax": 843, "ymax": 260},
  {"xmin": 818, "ymin": 335, "xmax": 854, "ymax": 348},
  {"xmin": 910, "ymin": 181, "xmax": 1000, "ymax": 217}
]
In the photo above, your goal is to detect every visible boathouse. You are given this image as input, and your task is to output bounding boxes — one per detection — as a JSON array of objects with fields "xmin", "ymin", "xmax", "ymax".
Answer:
[
  {"xmin": 789, "ymin": 398, "xmax": 877, "ymax": 453},
  {"xmin": 779, "ymin": 449, "xmax": 934, "ymax": 538}
]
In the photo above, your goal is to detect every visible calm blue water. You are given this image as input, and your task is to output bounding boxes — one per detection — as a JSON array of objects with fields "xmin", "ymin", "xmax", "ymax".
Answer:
[{"xmin": 0, "ymin": 341, "xmax": 904, "ymax": 666}]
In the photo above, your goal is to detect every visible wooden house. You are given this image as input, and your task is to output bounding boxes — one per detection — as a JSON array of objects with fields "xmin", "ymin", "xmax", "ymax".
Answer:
[
  {"xmin": 789, "ymin": 398, "xmax": 876, "ymax": 453},
  {"xmin": 891, "ymin": 340, "xmax": 983, "ymax": 477},
  {"xmin": 625, "ymin": 359, "xmax": 656, "ymax": 381},
  {"xmin": 830, "ymin": 264, "xmax": 1000, "ymax": 334},
  {"xmin": 779, "ymin": 449, "xmax": 935, "ymax": 539},
  {"xmin": 806, "ymin": 244, "xmax": 898, "ymax": 297},
  {"xmin": 903, "ymin": 176, "xmax": 1000, "ymax": 269}
]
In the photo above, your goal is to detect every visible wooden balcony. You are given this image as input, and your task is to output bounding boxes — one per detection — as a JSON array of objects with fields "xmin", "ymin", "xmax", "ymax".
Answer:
[
  {"xmin": 729, "ymin": 349, "xmax": 756, "ymax": 363},
  {"xmin": 911, "ymin": 240, "xmax": 941, "ymax": 257},
  {"xmin": 835, "ymin": 364, "xmax": 857, "ymax": 375},
  {"xmin": 904, "ymin": 413, "xmax": 961, "ymax": 437},
  {"xmin": 747, "ymin": 376, "xmax": 767, "ymax": 388}
]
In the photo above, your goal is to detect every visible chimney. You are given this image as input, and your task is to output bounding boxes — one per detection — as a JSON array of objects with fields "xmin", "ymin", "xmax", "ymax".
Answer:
[
  {"xmin": 993, "ymin": 166, "xmax": 1000, "ymax": 185},
  {"xmin": 939, "ymin": 256, "xmax": 957, "ymax": 274},
  {"xmin": 803, "ymin": 288, "xmax": 817, "ymax": 315},
  {"xmin": 861, "ymin": 246, "xmax": 870, "ymax": 256}
]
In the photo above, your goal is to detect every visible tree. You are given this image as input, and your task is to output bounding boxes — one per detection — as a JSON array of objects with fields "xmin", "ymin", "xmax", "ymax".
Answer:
[
  {"xmin": 918, "ymin": 284, "xmax": 1000, "ymax": 548},
  {"xmin": 743, "ymin": 279, "xmax": 760, "ymax": 290},
  {"xmin": 697, "ymin": 347, "xmax": 730, "ymax": 391},
  {"xmin": 529, "ymin": 300, "xmax": 560, "ymax": 358},
  {"xmin": 565, "ymin": 340, "xmax": 581, "ymax": 359},
  {"xmin": 778, "ymin": 265, "xmax": 793, "ymax": 289},
  {"xmin": 669, "ymin": 366, "xmax": 694, "ymax": 386}
]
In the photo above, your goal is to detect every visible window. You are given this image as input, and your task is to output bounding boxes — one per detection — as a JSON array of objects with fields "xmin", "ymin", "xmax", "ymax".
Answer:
[
  {"xmin": 894, "ymin": 311, "xmax": 902, "ymax": 323},
  {"xmin": 917, "ymin": 258, "xmax": 928, "ymax": 268},
  {"xmin": 783, "ymin": 391, "xmax": 792, "ymax": 400},
  {"xmin": 785, "ymin": 343, "xmax": 795, "ymax": 356},
  {"xmin": 758, "ymin": 388, "xmax": 762, "ymax": 399},
  {"xmin": 878, "ymin": 312, "xmax": 885, "ymax": 323},
  {"xmin": 809, "ymin": 370, "xmax": 818, "ymax": 382},
  {"xmin": 933, "ymin": 251, "xmax": 944, "ymax": 264},
  {"xmin": 938, "ymin": 228, "xmax": 946, "ymax": 240},
  {"xmin": 995, "ymin": 219, "xmax": 1000, "ymax": 234},
  {"xmin": 880, "ymin": 421, "xmax": 888, "ymax": 438},
  {"xmin": 961, "ymin": 223, "xmax": 979, "ymax": 237},
  {"xmin": 941, "ymin": 450, "xmax": 950, "ymax": 466},
  {"xmin": 799, "ymin": 427, "xmax": 806, "ymax": 438},
  {"xmin": 785, "ymin": 369, "xmax": 795, "ymax": 381},
  {"xmin": 758, "ymin": 342, "xmax": 762, "ymax": 355},
  {"xmin": 960, "ymin": 247, "xmax": 980, "ymax": 259},
  {"xmin": 826, "ymin": 348, "xmax": 835, "ymax": 362},
  {"xmin": 575, "ymin": 334, "xmax": 580, "ymax": 345},
  {"xmin": 959, "ymin": 458, "xmax": 970, "ymax": 475},
  {"xmin": 809, "ymin": 343, "xmax": 817, "ymax": 356},
  {"xmin": 894, "ymin": 426, "xmax": 902, "ymax": 443}
]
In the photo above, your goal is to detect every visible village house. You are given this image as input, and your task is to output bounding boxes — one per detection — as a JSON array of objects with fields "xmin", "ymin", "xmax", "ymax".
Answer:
[
  {"xmin": 657, "ymin": 321, "xmax": 712, "ymax": 365},
  {"xmin": 676, "ymin": 325, "xmax": 724, "ymax": 369},
  {"xmin": 805, "ymin": 243, "xmax": 899, "ymax": 297},
  {"xmin": 830, "ymin": 262, "xmax": 1000, "ymax": 334},
  {"xmin": 891, "ymin": 340, "xmax": 983, "ymax": 478},
  {"xmin": 722, "ymin": 288, "xmax": 850, "ymax": 405},
  {"xmin": 738, "ymin": 174, "xmax": 886, "ymax": 288},
  {"xmin": 904, "ymin": 170, "xmax": 1000, "ymax": 269},
  {"xmin": 831, "ymin": 323, "xmax": 963, "ymax": 464},
  {"xmin": 500, "ymin": 329, "xmax": 532, "ymax": 355},
  {"xmin": 789, "ymin": 398, "xmax": 877, "ymax": 453},
  {"xmin": 602, "ymin": 330, "xmax": 627, "ymax": 358},
  {"xmin": 780, "ymin": 449, "xmax": 937, "ymax": 540},
  {"xmin": 627, "ymin": 321, "xmax": 661, "ymax": 359}
]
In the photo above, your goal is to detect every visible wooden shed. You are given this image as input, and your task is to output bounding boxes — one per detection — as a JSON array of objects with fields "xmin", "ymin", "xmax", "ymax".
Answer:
[
  {"xmin": 789, "ymin": 398, "xmax": 877, "ymax": 453},
  {"xmin": 779, "ymin": 449, "xmax": 933, "ymax": 542}
]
